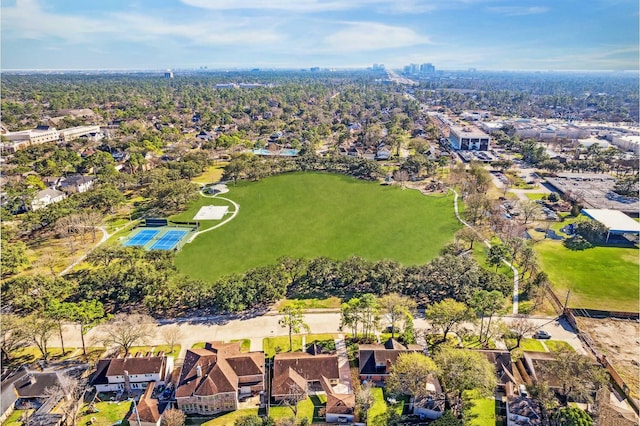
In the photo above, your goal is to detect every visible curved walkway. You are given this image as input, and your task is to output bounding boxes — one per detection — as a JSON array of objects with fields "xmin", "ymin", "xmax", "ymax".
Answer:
[
  {"xmin": 451, "ymin": 189, "xmax": 520, "ymax": 314},
  {"xmin": 185, "ymin": 195, "xmax": 240, "ymax": 243}
]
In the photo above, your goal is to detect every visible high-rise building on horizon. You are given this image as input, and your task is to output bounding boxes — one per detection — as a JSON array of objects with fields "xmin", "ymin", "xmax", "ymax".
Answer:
[
  {"xmin": 420, "ymin": 63, "xmax": 435, "ymax": 73},
  {"xmin": 164, "ymin": 69, "xmax": 174, "ymax": 78}
]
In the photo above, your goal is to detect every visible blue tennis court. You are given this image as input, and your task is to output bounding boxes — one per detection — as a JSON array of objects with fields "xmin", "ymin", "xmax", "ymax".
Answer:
[
  {"xmin": 123, "ymin": 229, "xmax": 159, "ymax": 247},
  {"xmin": 150, "ymin": 230, "xmax": 189, "ymax": 251}
]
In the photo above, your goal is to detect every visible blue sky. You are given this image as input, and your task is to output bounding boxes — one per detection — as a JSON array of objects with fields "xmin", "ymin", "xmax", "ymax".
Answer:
[{"xmin": 2, "ymin": 0, "xmax": 638, "ymax": 70}]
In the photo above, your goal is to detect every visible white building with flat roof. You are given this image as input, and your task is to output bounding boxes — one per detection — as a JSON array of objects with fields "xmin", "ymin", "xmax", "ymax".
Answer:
[
  {"xmin": 58, "ymin": 125, "xmax": 101, "ymax": 142},
  {"xmin": 448, "ymin": 125, "xmax": 490, "ymax": 151},
  {"xmin": 611, "ymin": 135, "xmax": 640, "ymax": 155},
  {"xmin": 2, "ymin": 126, "xmax": 60, "ymax": 153}
]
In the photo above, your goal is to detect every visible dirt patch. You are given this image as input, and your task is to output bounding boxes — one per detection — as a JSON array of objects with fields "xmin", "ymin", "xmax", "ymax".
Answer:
[{"xmin": 577, "ymin": 317, "xmax": 640, "ymax": 398}]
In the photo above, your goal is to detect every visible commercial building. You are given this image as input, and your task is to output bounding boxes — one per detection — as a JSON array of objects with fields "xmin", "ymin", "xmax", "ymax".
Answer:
[
  {"xmin": 58, "ymin": 125, "xmax": 101, "ymax": 142},
  {"xmin": 2, "ymin": 126, "xmax": 60, "ymax": 152},
  {"xmin": 448, "ymin": 125, "xmax": 491, "ymax": 151}
]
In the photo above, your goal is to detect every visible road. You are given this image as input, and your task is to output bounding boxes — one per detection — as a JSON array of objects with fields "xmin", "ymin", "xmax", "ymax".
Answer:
[{"xmin": 52, "ymin": 310, "xmax": 586, "ymax": 361}]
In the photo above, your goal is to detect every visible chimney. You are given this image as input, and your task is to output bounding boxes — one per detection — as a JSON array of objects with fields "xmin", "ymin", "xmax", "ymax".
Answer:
[
  {"xmin": 29, "ymin": 375, "xmax": 36, "ymax": 385},
  {"xmin": 196, "ymin": 366, "xmax": 202, "ymax": 378},
  {"xmin": 123, "ymin": 370, "xmax": 131, "ymax": 393}
]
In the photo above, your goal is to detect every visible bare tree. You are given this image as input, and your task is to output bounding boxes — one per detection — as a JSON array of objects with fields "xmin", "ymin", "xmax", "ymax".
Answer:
[
  {"xmin": 455, "ymin": 227, "xmax": 481, "ymax": 250},
  {"xmin": 44, "ymin": 372, "xmax": 86, "ymax": 426},
  {"xmin": 519, "ymin": 200, "xmax": 543, "ymax": 225},
  {"xmin": 281, "ymin": 382, "xmax": 307, "ymax": 420},
  {"xmin": 24, "ymin": 315, "xmax": 57, "ymax": 361},
  {"xmin": 103, "ymin": 313, "xmax": 156, "ymax": 356},
  {"xmin": 505, "ymin": 316, "xmax": 538, "ymax": 350},
  {"xmin": 161, "ymin": 408, "xmax": 186, "ymax": 426},
  {"xmin": 1, "ymin": 314, "xmax": 28, "ymax": 362},
  {"xmin": 160, "ymin": 325, "xmax": 183, "ymax": 354},
  {"xmin": 393, "ymin": 169, "xmax": 409, "ymax": 189},
  {"xmin": 355, "ymin": 382, "xmax": 375, "ymax": 423}
]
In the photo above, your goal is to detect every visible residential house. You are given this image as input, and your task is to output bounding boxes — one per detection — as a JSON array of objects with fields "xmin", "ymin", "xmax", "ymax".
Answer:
[
  {"xmin": 319, "ymin": 376, "xmax": 355, "ymax": 424},
  {"xmin": 358, "ymin": 338, "xmax": 423, "ymax": 383},
  {"xmin": 412, "ymin": 377, "xmax": 445, "ymax": 420},
  {"xmin": 59, "ymin": 175, "xmax": 94, "ymax": 194},
  {"xmin": 272, "ymin": 350, "xmax": 340, "ymax": 402},
  {"xmin": 31, "ymin": 188, "xmax": 66, "ymax": 211},
  {"xmin": 479, "ymin": 350, "xmax": 521, "ymax": 395},
  {"xmin": 129, "ymin": 382, "xmax": 165, "ymax": 426},
  {"xmin": 175, "ymin": 342, "xmax": 265, "ymax": 415},
  {"xmin": 506, "ymin": 395, "xmax": 542, "ymax": 426},
  {"xmin": 91, "ymin": 352, "xmax": 174, "ymax": 393},
  {"xmin": 1, "ymin": 365, "xmax": 89, "ymax": 426}
]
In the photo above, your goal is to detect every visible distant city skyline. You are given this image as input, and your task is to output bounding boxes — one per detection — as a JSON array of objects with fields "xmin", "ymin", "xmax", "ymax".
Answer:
[{"xmin": 2, "ymin": 0, "xmax": 638, "ymax": 71}]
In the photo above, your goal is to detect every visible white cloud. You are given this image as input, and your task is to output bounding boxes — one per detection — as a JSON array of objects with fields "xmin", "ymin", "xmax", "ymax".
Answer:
[
  {"xmin": 486, "ymin": 6, "xmax": 549, "ymax": 16},
  {"xmin": 2, "ymin": 0, "xmax": 282, "ymax": 46},
  {"xmin": 323, "ymin": 22, "xmax": 430, "ymax": 52}
]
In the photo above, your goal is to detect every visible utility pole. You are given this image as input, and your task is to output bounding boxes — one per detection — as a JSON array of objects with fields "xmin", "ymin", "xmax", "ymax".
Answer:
[{"xmin": 563, "ymin": 290, "xmax": 570, "ymax": 312}]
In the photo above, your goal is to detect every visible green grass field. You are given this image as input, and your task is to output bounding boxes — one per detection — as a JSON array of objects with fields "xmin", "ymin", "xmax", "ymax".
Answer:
[
  {"xmin": 535, "ymin": 240, "xmax": 639, "ymax": 312},
  {"xmin": 175, "ymin": 172, "xmax": 460, "ymax": 281},
  {"xmin": 463, "ymin": 390, "xmax": 496, "ymax": 426},
  {"xmin": 78, "ymin": 401, "xmax": 132, "ymax": 426}
]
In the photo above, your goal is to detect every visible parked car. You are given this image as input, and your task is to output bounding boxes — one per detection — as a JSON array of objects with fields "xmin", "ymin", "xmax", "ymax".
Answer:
[{"xmin": 533, "ymin": 330, "xmax": 551, "ymax": 339}]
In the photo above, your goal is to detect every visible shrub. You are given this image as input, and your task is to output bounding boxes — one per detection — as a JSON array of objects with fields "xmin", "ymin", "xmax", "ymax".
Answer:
[{"xmin": 564, "ymin": 235, "xmax": 593, "ymax": 251}]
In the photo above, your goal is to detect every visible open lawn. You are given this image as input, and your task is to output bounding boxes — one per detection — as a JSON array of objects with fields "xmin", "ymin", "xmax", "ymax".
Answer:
[
  {"xmin": 201, "ymin": 409, "xmax": 258, "ymax": 426},
  {"xmin": 368, "ymin": 387, "xmax": 406, "ymax": 423},
  {"xmin": 2, "ymin": 410, "xmax": 32, "ymax": 426},
  {"xmin": 270, "ymin": 397, "xmax": 316, "ymax": 423},
  {"xmin": 544, "ymin": 340, "xmax": 574, "ymax": 352},
  {"xmin": 535, "ymin": 240, "xmax": 639, "ymax": 312},
  {"xmin": 192, "ymin": 163, "xmax": 228, "ymax": 186},
  {"xmin": 263, "ymin": 334, "xmax": 337, "ymax": 358},
  {"xmin": 175, "ymin": 172, "xmax": 460, "ymax": 281},
  {"xmin": 275, "ymin": 297, "xmax": 342, "ymax": 310},
  {"xmin": 463, "ymin": 389, "xmax": 496, "ymax": 426},
  {"xmin": 125, "ymin": 345, "xmax": 180, "ymax": 358},
  {"xmin": 504, "ymin": 338, "xmax": 546, "ymax": 352},
  {"xmin": 78, "ymin": 401, "xmax": 132, "ymax": 426}
]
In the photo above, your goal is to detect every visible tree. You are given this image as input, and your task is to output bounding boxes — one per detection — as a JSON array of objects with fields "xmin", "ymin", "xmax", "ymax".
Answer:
[
  {"xmin": 520, "ymin": 200, "xmax": 543, "ymax": 225},
  {"xmin": 1, "ymin": 314, "xmax": 28, "ymax": 362},
  {"xmin": 1, "ymin": 241, "xmax": 29, "ymax": 277},
  {"xmin": 103, "ymin": 313, "xmax": 156, "ymax": 356},
  {"xmin": 355, "ymin": 382, "xmax": 375, "ymax": 423},
  {"xmin": 455, "ymin": 227, "xmax": 480, "ymax": 251},
  {"xmin": 505, "ymin": 316, "xmax": 538, "ymax": 350},
  {"xmin": 553, "ymin": 407, "xmax": 593, "ymax": 426},
  {"xmin": 161, "ymin": 408, "xmax": 186, "ymax": 426},
  {"xmin": 393, "ymin": 169, "xmax": 409, "ymax": 189},
  {"xmin": 44, "ymin": 372, "xmax": 86, "ymax": 426},
  {"xmin": 386, "ymin": 352, "xmax": 440, "ymax": 403},
  {"xmin": 425, "ymin": 299, "xmax": 474, "ymax": 343},
  {"xmin": 340, "ymin": 294, "xmax": 380, "ymax": 341},
  {"xmin": 278, "ymin": 306, "xmax": 310, "ymax": 352},
  {"xmin": 24, "ymin": 314, "xmax": 57, "ymax": 361},
  {"xmin": 486, "ymin": 244, "xmax": 510, "ymax": 271},
  {"xmin": 71, "ymin": 300, "xmax": 105, "ymax": 355},
  {"xmin": 281, "ymin": 382, "xmax": 307, "ymax": 420},
  {"xmin": 430, "ymin": 411, "xmax": 463, "ymax": 426},
  {"xmin": 434, "ymin": 347, "xmax": 497, "ymax": 415},
  {"xmin": 234, "ymin": 415, "xmax": 265, "ymax": 426},
  {"xmin": 469, "ymin": 290, "xmax": 504, "ymax": 346},
  {"xmin": 45, "ymin": 300, "xmax": 75, "ymax": 355},
  {"xmin": 401, "ymin": 313, "xmax": 416, "ymax": 344},
  {"xmin": 160, "ymin": 325, "xmax": 183, "ymax": 354},
  {"xmin": 378, "ymin": 293, "xmax": 416, "ymax": 339},
  {"xmin": 536, "ymin": 348, "xmax": 608, "ymax": 404}
]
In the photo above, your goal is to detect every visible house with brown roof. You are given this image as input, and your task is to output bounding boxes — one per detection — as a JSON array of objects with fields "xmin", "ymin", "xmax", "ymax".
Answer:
[
  {"xmin": 358, "ymin": 338, "xmax": 423, "ymax": 383},
  {"xmin": 272, "ymin": 350, "xmax": 340, "ymax": 402},
  {"xmin": 175, "ymin": 342, "xmax": 264, "ymax": 415},
  {"xmin": 91, "ymin": 352, "xmax": 174, "ymax": 393},
  {"xmin": 319, "ymin": 376, "xmax": 355, "ymax": 424},
  {"xmin": 129, "ymin": 382, "xmax": 165, "ymax": 426}
]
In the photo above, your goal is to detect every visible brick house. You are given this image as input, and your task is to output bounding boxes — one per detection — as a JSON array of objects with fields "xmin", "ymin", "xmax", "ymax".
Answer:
[
  {"xmin": 358, "ymin": 338, "xmax": 423, "ymax": 383},
  {"xmin": 271, "ymin": 351, "xmax": 340, "ymax": 402},
  {"xmin": 91, "ymin": 352, "xmax": 174, "ymax": 393},
  {"xmin": 175, "ymin": 342, "xmax": 264, "ymax": 415}
]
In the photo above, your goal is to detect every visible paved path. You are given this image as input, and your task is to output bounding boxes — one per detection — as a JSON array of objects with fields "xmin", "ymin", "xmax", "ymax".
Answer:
[
  {"xmin": 451, "ymin": 189, "xmax": 520, "ymax": 314},
  {"xmin": 334, "ymin": 335, "xmax": 353, "ymax": 393},
  {"xmin": 59, "ymin": 221, "xmax": 136, "ymax": 276}
]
